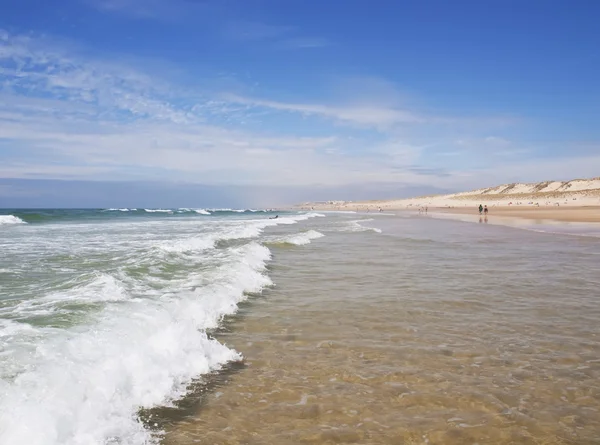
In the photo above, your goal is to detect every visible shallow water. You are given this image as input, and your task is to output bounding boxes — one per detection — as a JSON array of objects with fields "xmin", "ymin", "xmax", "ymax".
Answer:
[{"xmin": 162, "ymin": 215, "xmax": 600, "ymax": 444}]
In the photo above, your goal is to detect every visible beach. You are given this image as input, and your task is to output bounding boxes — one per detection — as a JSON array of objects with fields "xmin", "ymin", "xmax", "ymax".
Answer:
[
  {"xmin": 301, "ymin": 178, "xmax": 600, "ymax": 224},
  {"xmin": 2, "ymin": 209, "xmax": 600, "ymax": 444},
  {"xmin": 434, "ymin": 205, "xmax": 600, "ymax": 223}
]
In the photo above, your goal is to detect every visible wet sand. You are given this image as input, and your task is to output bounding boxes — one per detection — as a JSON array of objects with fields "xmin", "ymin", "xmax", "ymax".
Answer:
[
  {"xmin": 159, "ymin": 215, "xmax": 600, "ymax": 445},
  {"xmin": 434, "ymin": 206, "xmax": 600, "ymax": 223}
]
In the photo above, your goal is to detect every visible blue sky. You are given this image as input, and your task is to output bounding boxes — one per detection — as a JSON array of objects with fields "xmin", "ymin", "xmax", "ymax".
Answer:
[{"xmin": 1, "ymin": 0, "xmax": 599, "ymax": 207}]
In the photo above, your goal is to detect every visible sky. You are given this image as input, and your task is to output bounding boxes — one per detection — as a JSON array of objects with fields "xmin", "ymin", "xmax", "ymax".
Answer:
[{"xmin": 0, "ymin": 0, "xmax": 599, "ymax": 207}]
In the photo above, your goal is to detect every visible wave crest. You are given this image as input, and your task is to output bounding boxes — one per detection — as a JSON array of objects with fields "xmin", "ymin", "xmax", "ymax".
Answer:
[{"xmin": 0, "ymin": 215, "xmax": 26, "ymax": 225}]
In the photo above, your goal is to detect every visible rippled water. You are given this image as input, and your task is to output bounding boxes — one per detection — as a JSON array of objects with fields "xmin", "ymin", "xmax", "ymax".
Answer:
[{"xmin": 161, "ymin": 214, "xmax": 600, "ymax": 445}]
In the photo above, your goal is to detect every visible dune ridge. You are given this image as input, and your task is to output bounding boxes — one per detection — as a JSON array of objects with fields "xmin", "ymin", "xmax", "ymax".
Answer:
[
  {"xmin": 449, "ymin": 177, "xmax": 600, "ymax": 200},
  {"xmin": 300, "ymin": 177, "xmax": 600, "ymax": 222}
]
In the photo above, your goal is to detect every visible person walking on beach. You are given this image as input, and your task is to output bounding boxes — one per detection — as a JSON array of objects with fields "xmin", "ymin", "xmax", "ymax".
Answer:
[
  {"xmin": 484, "ymin": 205, "xmax": 488, "ymax": 215},
  {"xmin": 478, "ymin": 204, "xmax": 483, "ymax": 215}
]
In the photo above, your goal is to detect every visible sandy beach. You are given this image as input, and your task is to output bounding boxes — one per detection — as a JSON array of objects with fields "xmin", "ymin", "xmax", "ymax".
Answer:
[
  {"xmin": 434, "ymin": 205, "xmax": 600, "ymax": 223},
  {"xmin": 299, "ymin": 178, "xmax": 600, "ymax": 224}
]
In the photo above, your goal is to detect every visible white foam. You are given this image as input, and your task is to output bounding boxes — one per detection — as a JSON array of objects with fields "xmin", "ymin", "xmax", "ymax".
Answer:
[
  {"xmin": 0, "ymin": 274, "xmax": 129, "ymax": 321},
  {"xmin": 51, "ymin": 273, "xmax": 129, "ymax": 303},
  {"xmin": 338, "ymin": 219, "xmax": 383, "ymax": 233},
  {"xmin": 157, "ymin": 236, "xmax": 216, "ymax": 253},
  {"xmin": 144, "ymin": 209, "xmax": 172, "ymax": 213},
  {"xmin": 278, "ymin": 230, "xmax": 325, "ymax": 246},
  {"xmin": 0, "ymin": 241, "xmax": 273, "ymax": 445},
  {"xmin": 0, "ymin": 211, "xmax": 327, "ymax": 445},
  {"xmin": 0, "ymin": 215, "xmax": 26, "ymax": 225},
  {"xmin": 194, "ymin": 209, "xmax": 211, "ymax": 215}
]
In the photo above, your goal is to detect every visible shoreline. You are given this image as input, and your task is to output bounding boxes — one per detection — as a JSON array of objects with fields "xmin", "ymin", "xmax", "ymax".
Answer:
[
  {"xmin": 293, "ymin": 178, "xmax": 600, "ymax": 224},
  {"xmin": 295, "ymin": 201, "xmax": 600, "ymax": 224},
  {"xmin": 295, "ymin": 204, "xmax": 600, "ymax": 223},
  {"xmin": 432, "ymin": 205, "xmax": 600, "ymax": 223},
  {"xmin": 163, "ymin": 211, "xmax": 600, "ymax": 444}
]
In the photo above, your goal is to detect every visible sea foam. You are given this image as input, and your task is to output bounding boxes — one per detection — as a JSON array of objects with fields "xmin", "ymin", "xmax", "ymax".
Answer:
[
  {"xmin": 0, "ymin": 211, "xmax": 323, "ymax": 445},
  {"xmin": 0, "ymin": 244, "xmax": 271, "ymax": 445},
  {"xmin": 0, "ymin": 215, "xmax": 26, "ymax": 225},
  {"xmin": 277, "ymin": 230, "xmax": 325, "ymax": 246}
]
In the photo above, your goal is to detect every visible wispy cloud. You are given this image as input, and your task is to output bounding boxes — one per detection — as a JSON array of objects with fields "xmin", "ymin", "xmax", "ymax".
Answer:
[
  {"xmin": 3, "ymin": 28, "xmax": 590, "ymax": 195},
  {"xmin": 0, "ymin": 30, "xmax": 429, "ymax": 187},
  {"xmin": 221, "ymin": 95, "xmax": 424, "ymax": 129},
  {"xmin": 276, "ymin": 37, "xmax": 332, "ymax": 49},
  {"xmin": 220, "ymin": 19, "xmax": 332, "ymax": 51},
  {"xmin": 222, "ymin": 20, "xmax": 296, "ymax": 41}
]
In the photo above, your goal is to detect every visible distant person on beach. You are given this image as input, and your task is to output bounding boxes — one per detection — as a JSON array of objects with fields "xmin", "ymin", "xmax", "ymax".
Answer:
[
  {"xmin": 478, "ymin": 204, "xmax": 483, "ymax": 214},
  {"xmin": 484, "ymin": 205, "xmax": 488, "ymax": 215}
]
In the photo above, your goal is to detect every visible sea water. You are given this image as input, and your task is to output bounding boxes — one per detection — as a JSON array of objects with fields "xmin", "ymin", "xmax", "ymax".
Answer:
[
  {"xmin": 0, "ymin": 208, "xmax": 333, "ymax": 444},
  {"xmin": 2, "ymin": 209, "xmax": 600, "ymax": 444},
  {"xmin": 159, "ymin": 213, "xmax": 600, "ymax": 445}
]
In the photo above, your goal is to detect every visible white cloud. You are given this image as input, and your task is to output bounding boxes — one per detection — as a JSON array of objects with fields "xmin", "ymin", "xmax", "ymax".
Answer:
[
  {"xmin": 0, "ymin": 29, "xmax": 434, "ymax": 188},
  {"xmin": 3, "ymin": 29, "xmax": 594, "ymax": 196},
  {"xmin": 484, "ymin": 136, "xmax": 510, "ymax": 145},
  {"xmin": 221, "ymin": 95, "xmax": 424, "ymax": 129}
]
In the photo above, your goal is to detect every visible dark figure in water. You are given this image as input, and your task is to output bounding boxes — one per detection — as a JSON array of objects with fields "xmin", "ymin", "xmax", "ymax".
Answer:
[{"xmin": 269, "ymin": 215, "xmax": 279, "ymax": 219}]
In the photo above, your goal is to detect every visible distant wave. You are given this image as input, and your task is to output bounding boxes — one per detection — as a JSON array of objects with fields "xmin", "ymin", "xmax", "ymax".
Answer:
[
  {"xmin": 209, "ymin": 208, "xmax": 245, "ymax": 213},
  {"xmin": 1, "ymin": 208, "xmax": 287, "ymax": 225},
  {"xmin": 0, "ymin": 215, "xmax": 26, "ymax": 225},
  {"xmin": 268, "ymin": 230, "xmax": 325, "ymax": 246}
]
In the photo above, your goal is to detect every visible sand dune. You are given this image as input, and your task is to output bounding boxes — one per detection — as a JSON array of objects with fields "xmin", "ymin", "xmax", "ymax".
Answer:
[
  {"xmin": 300, "ymin": 177, "xmax": 600, "ymax": 222},
  {"xmin": 449, "ymin": 178, "xmax": 600, "ymax": 199}
]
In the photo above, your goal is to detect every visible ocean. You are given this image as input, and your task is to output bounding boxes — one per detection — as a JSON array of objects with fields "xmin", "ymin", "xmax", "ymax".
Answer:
[{"xmin": 1, "ymin": 209, "xmax": 599, "ymax": 444}]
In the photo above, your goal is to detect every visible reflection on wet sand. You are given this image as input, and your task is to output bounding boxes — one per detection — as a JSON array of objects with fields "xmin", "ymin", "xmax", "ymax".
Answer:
[{"xmin": 162, "ymin": 217, "xmax": 600, "ymax": 445}]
